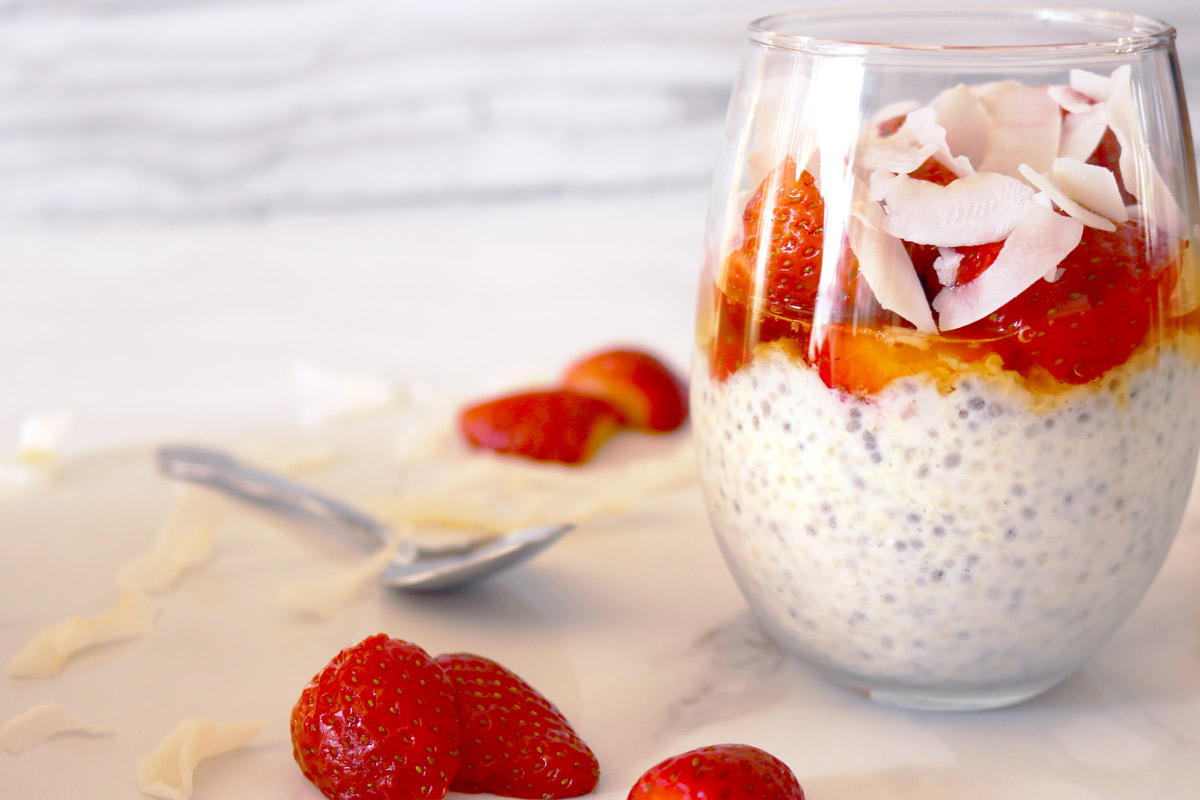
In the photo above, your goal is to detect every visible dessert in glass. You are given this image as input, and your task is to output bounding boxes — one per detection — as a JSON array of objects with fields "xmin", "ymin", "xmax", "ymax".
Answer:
[{"xmin": 691, "ymin": 7, "xmax": 1200, "ymax": 710}]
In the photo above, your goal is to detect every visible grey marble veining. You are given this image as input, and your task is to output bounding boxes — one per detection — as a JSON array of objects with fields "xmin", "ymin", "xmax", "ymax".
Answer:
[{"xmin": 1, "ymin": 0, "xmax": 1198, "ymax": 221}]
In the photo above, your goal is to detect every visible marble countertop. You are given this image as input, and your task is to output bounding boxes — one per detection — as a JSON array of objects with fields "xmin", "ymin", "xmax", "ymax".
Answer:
[{"xmin": 3, "ymin": 1, "xmax": 1200, "ymax": 798}]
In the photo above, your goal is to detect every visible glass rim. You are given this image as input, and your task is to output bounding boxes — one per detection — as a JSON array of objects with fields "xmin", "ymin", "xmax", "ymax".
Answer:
[{"xmin": 748, "ymin": 6, "xmax": 1177, "ymax": 57}]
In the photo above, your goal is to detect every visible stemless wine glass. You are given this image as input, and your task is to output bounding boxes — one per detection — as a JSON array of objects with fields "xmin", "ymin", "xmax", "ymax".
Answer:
[{"xmin": 691, "ymin": 7, "xmax": 1200, "ymax": 710}]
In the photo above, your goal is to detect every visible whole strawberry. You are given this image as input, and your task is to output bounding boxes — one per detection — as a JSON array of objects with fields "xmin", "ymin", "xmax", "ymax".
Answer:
[
  {"xmin": 291, "ymin": 634, "xmax": 461, "ymax": 800},
  {"xmin": 435, "ymin": 652, "xmax": 599, "ymax": 799},
  {"xmin": 628, "ymin": 743, "xmax": 804, "ymax": 800}
]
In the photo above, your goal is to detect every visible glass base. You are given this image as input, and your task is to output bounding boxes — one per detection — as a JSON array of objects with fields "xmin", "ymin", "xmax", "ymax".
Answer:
[
  {"xmin": 795, "ymin": 654, "xmax": 1072, "ymax": 711},
  {"xmin": 844, "ymin": 677, "xmax": 1065, "ymax": 711}
]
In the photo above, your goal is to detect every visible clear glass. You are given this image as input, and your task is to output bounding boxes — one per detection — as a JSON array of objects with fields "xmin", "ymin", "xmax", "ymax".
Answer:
[{"xmin": 692, "ymin": 6, "xmax": 1200, "ymax": 710}]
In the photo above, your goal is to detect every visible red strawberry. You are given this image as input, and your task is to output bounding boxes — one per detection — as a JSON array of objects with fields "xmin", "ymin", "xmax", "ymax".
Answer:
[
  {"xmin": 627, "ymin": 743, "xmax": 804, "ymax": 800},
  {"xmin": 562, "ymin": 347, "xmax": 688, "ymax": 432},
  {"xmin": 459, "ymin": 389, "xmax": 625, "ymax": 465},
  {"xmin": 951, "ymin": 240, "xmax": 1005, "ymax": 287},
  {"xmin": 954, "ymin": 220, "xmax": 1180, "ymax": 383},
  {"xmin": 1086, "ymin": 127, "xmax": 1137, "ymax": 206},
  {"xmin": 290, "ymin": 634, "xmax": 461, "ymax": 800},
  {"xmin": 725, "ymin": 158, "xmax": 828, "ymax": 318},
  {"xmin": 913, "ymin": 239, "xmax": 1005, "ymax": 295},
  {"xmin": 907, "ymin": 156, "xmax": 958, "ymax": 187},
  {"xmin": 709, "ymin": 158, "xmax": 876, "ymax": 380},
  {"xmin": 435, "ymin": 652, "xmax": 599, "ymax": 799}
]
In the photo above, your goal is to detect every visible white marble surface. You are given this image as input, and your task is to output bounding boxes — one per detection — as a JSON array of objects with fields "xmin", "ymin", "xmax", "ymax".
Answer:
[
  {"xmin": 0, "ymin": 0, "xmax": 1197, "ymax": 221},
  {"xmin": 3, "ymin": 1, "xmax": 1200, "ymax": 798}
]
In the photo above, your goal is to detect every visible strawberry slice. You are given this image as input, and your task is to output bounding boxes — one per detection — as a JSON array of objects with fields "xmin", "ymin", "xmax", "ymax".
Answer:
[
  {"xmin": 814, "ymin": 322, "xmax": 999, "ymax": 396},
  {"xmin": 910, "ymin": 240, "xmax": 1004, "ymax": 298},
  {"xmin": 952, "ymin": 240, "xmax": 1006, "ymax": 287},
  {"xmin": 955, "ymin": 220, "xmax": 1180, "ymax": 383},
  {"xmin": 459, "ymin": 389, "xmax": 625, "ymax": 465},
  {"xmin": 628, "ymin": 743, "xmax": 805, "ymax": 800},
  {"xmin": 709, "ymin": 158, "xmax": 872, "ymax": 380},
  {"xmin": 726, "ymin": 157, "xmax": 828, "ymax": 318},
  {"xmin": 435, "ymin": 653, "xmax": 599, "ymax": 799},
  {"xmin": 562, "ymin": 347, "xmax": 688, "ymax": 432},
  {"xmin": 290, "ymin": 634, "xmax": 461, "ymax": 800}
]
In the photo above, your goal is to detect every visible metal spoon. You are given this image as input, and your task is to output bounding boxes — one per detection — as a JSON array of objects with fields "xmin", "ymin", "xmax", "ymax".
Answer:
[{"xmin": 156, "ymin": 445, "xmax": 573, "ymax": 592}]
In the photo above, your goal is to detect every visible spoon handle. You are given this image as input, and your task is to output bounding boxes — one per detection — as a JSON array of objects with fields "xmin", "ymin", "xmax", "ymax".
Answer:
[{"xmin": 156, "ymin": 445, "xmax": 407, "ymax": 558}]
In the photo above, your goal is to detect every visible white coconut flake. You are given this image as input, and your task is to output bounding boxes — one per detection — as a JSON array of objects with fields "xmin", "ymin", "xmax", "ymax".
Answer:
[
  {"xmin": 1071, "ymin": 68, "xmax": 1116, "ymax": 102},
  {"xmin": 872, "ymin": 99, "xmax": 921, "ymax": 129},
  {"xmin": 878, "ymin": 171, "xmax": 1034, "ymax": 247},
  {"xmin": 933, "ymin": 201, "xmax": 1084, "ymax": 330},
  {"xmin": 1051, "ymin": 157, "xmax": 1129, "ymax": 224},
  {"xmin": 970, "ymin": 79, "xmax": 1025, "ymax": 100},
  {"xmin": 0, "ymin": 410, "xmax": 78, "ymax": 505},
  {"xmin": 1058, "ymin": 105, "xmax": 1109, "ymax": 162},
  {"xmin": 1048, "ymin": 85, "xmax": 1097, "ymax": 114},
  {"xmin": 0, "ymin": 703, "xmax": 110, "ymax": 754},
  {"xmin": 862, "ymin": 138, "xmax": 940, "ymax": 176},
  {"xmin": 978, "ymin": 85, "xmax": 1062, "ymax": 178},
  {"xmin": 277, "ymin": 525, "xmax": 414, "ymax": 621},
  {"xmin": 370, "ymin": 437, "xmax": 697, "ymax": 532},
  {"xmin": 867, "ymin": 168, "xmax": 904, "ymax": 202},
  {"xmin": 862, "ymin": 106, "xmax": 973, "ymax": 178},
  {"xmin": 293, "ymin": 360, "xmax": 398, "ymax": 426},
  {"xmin": 1017, "ymin": 163, "xmax": 1117, "ymax": 231},
  {"xmin": 117, "ymin": 487, "xmax": 229, "ymax": 594},
  {"xmin": 1105, "ymin": 65, "xmax": 1187, "ymax": 238},
  {"xmin": 933, "ymin": 248, "xmax": 963, "ymax": 287},
  {"xmin": 7, "ymin": 589, "xmax": 159, "ymax": 678},
  {"xmin": 14, "ymin": 411, "xmax": 77, "ymax": 464},
  {"xmin": 136, "ymin": 717, "xmax": 270, "ymax": 800},
  {"xmin": 931, "ymin": 84, "xmax": 989, "ymax": 170},
  {"xmin": 848, "ymin": 201, "xmax": 937, "ymax": 333}
]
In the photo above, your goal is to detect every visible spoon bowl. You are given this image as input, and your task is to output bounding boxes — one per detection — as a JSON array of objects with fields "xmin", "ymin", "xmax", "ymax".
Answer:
[{"xmin": 156, "ymin": 445, "xmax": 573, "ymax": 592}]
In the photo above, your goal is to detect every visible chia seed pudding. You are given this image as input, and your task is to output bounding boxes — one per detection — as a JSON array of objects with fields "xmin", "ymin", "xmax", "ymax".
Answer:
[
  {"xmin": 692, "ymin": 342, "xmax": 1200, "ymax": 702},
  {"xmin": 693, "ymin": 55, "xmax": 1200, "ymax": 706}
]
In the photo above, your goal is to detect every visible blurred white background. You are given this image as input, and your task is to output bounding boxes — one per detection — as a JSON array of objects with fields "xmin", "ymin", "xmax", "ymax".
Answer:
[{"xmin": 2, "ymin": 0, "xmax": 1198, "ymax": 451}]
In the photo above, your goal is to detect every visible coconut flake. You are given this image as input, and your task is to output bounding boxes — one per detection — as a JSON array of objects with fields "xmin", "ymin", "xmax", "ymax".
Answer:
[
  {"xmin": 0, "ymin": 703, "xmax": 110, "ymax": 754},
  {"xmin": 1051, "ymin": 157, "xmax": 1129, "ymax": 224},
  {"xmin": 0, "ymin": 410, "xmax": 77, "ymax": 506},
  {"xmin": 1017, "ymin": 163, "xmax": 1117, "ymax": 231},
  {"xmin": 277, "ymin": 525, "xmax": 414, "ymax": 621},
  {"xmin": 970, "ymin": 79, "xmax": 1025, "ymax": 100},
  {"xmin": 878, "ymin": 171, "xmax": 1034, "ymax": 247},
  {"xmin": 117, "ymin": 487, "xmax": 228, "ymax": 594},
  {"xmin": 7, "ymin": 589, "xmax": 159, "ymax": 678},
  {"xmin": 1105, "ymin": 65, "xmax": 1187, "ymax": 237},
  {"xmin": 933, "ymin": 248, "xmax": 963, "ymax": 287},
  {"xmin": 931, "ymin": 84, "xmax": 989, "ymax": 170},
  {"xmin": 872, "ymin": 99, "xmax": 921, "ymax": 129},
  {"xmin": 136, "ymin": 717, "xmax": 270, "ymax": 800},
  {"xmin": 862, "ymin": 106, "xmax": 973, "ymax": 178},
  {"xmin": 848, "ymin": 201, "xmax": 937, "ymax": 332},
  {"xmin": 1058, "ymin": 105, "xmax": 1109, "ymax": 162},
  {"xmin": 978, "ymin": 85, "xmax": 1062, "ymax": 178},
  {"xmin": 1048, "ymin": 84, "xmax": 1098, "ymax": 114},
  {"xmin": 867, "ymin": 168, "xmax": 904, "ymax": 202},
  {"xmin": 933, "ymin": 201, "xmax": 1084, "ymax": 330},
  {"xmin": 1070, "ymin": 68, "xmax": 1116, "ymax": 102}
]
